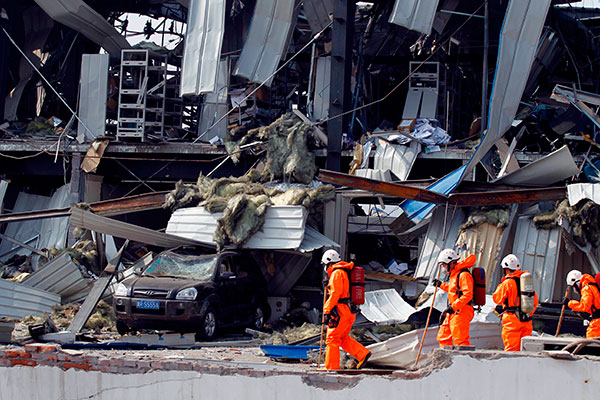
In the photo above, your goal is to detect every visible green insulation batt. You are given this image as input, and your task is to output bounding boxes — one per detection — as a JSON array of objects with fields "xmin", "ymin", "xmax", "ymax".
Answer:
[
  {"xmin": 534, "ymin": 199, "xmax": 600, "ymax": 248},
  {"xmin": 164, "ymin": 173, "xmax": 335, "ymax": 249},
  {"xmin": 224, "ymin": 112, "xmax": 317, "ymax": 185},
  {"xmin": 19, "ymin": 300, "xmax": 116, "ymax": 333},
  {"xmin": 459, "ymin": 206, "xmax": 511, "ymax": 231}
]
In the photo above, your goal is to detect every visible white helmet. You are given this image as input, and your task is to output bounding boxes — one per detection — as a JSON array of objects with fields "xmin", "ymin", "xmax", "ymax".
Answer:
[
  {"xmin": 438, "ymin": 249, "xmax": 460, "ymax": 264},
  {"xmin": 321, "ymin": 249, "xmax": 341, "ymax": 265},
  {"xmin": 566, "ymin": 269, "xmax": 582, "ymax": 286},
  {"xmin": 501, "ymin": 254, "xmax": 520, "ymax": 270}
]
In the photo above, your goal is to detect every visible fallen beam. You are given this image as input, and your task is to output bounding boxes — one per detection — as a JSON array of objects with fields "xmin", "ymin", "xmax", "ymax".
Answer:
[
  {"xmin": 89, "ymin": 191, "xmax": 167, "ymax": 216},
  {"xmin": 69, "ymin": 207, "xmax": 214, "ymax": 249},
  {"xmin": 319, "ymin": 170, "xmax": 565, "ymax": 207},
  {"xmin": 318, "ymin": 170, "xmax": 449, "ymax": 204},
  {"xmin": 67, "ymin": 241, "xmax": 128, "ymax": 333},
  {"xmin": 0, "ymin": 191, "xmax": 168, "ymax": 224},
  {"xmin": 448, "ymin": 187, "xmax": 566, "ymax": 206}
]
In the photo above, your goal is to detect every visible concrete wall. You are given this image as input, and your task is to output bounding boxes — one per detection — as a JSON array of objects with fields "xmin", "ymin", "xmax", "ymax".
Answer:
[{"xmin": 0, "ymin": 345, "xmax": 598, "ymax": 399}]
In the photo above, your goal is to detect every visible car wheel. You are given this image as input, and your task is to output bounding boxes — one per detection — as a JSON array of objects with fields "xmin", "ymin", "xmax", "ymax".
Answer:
[
  {"xmin": 196, "ymin": 307, "xmax": 218, "ymax": 341},
  {"xmin": 251, "ymin": 304, "xmax": 268, "ymax": 330},
  {"xmin": 116, "ymin": 320, "xmax": 129, "ymax": 336}
]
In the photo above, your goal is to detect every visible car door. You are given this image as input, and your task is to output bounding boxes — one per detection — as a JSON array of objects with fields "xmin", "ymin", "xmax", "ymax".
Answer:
[
  {"xmin": 216, "ymin": 254, "xmax": 239, "ymax": 324},
  {"xmin": 229, "ymin": 254, "xmax": 254, "ymax": 320}
]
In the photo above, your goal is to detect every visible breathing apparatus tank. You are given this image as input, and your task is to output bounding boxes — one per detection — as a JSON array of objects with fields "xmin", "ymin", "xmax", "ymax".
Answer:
[
  {"xmin": 520, "ymin": 272, "xmax": 535, "ymax": 315},
  {"xmin": 350, "ymin": 265, "xmax": 365, "ymax": 305},
  {"xmin": 472, "ymin": 267, "xmax": 486, "ymax": 307}
]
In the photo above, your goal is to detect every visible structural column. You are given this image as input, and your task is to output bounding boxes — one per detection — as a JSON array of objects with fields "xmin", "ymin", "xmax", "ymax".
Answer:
[{"xmin": 326, "ymin": 0, "xmax": 355, "ymax": 172}]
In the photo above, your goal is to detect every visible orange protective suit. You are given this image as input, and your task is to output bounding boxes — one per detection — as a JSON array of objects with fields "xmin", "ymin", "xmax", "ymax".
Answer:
[
  {"xmin": 437, "ymin": 254, "xmax": 476, "ymax": 348},
  {"xmin": 567, "ymin": 274, "xmax": 600, "ymax": 338},
  {"xmin": 323, "ymin": 261, "xmax": 370, "ymax": 370},
  {"xmin": 492, "ymin": 270, "xmax": 539, "ymax": 351}
]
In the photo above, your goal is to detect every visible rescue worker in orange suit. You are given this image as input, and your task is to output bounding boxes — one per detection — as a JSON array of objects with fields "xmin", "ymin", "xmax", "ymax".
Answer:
[
  {"xmin": 432, "ymin": 249, "xmax": 476, "ymax": 348},
  {"xmin": 321, "ymin": 249, "xmax": 371, "ymax": 370},
  {"xmin": 492, "ymin": 254, "xmax": 539, "ymax": 351},
  {"xmin": 565, "ymin": 269, "xmax": 600, "ymax": 338}
]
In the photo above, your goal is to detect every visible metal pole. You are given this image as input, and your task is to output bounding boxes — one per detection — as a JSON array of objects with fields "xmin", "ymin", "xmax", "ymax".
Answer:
[
  {"xmin": 307, "ymin": 43, "xmax": 317, "ymax": 119},
  {"xmin": 481, "ymin": 1, "xmax": 489, "ymax": 136},
  {"xmin": 415, "ymin": 263, "xmax": 443, "ymax": 367}
]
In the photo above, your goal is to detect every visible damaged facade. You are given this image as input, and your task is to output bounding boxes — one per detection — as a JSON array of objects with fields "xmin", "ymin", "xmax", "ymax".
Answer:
[{"xmin": 1, "ymin": 0, "xmax": 600, "ymax": 395}]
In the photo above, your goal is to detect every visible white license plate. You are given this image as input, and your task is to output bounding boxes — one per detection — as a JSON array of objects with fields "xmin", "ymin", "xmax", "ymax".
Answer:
[{"xmin": 136, "ymin": 300, "xmax": 160, "ymax": 310}]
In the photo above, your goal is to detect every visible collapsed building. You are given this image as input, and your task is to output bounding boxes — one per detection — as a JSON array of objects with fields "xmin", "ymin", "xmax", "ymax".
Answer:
[{"xmin": 1, "ymin": 0, "xmax": 600, "ymax": 396}]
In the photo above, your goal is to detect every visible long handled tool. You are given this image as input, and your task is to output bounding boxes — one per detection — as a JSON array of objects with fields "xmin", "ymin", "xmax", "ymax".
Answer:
[
  {"xmin": 414, "ymin": 264, "xmax": 443, "ymax": 367},
  {"xmin": 317, "ymin": 283, "xmax": 329, "ymax": 369},
  {"xmin": 555, "ymin": 287, "xmax": 570, "ymax": 337}
]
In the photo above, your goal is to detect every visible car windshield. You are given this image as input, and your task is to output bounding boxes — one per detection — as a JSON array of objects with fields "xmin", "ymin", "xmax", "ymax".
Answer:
[{"xmin": 143, "ymin": 252, "xmax": 217, "ymax": 280}]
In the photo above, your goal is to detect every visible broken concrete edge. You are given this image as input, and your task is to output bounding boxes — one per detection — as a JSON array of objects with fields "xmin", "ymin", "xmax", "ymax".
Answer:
[{"xmin": 1, "ymin": 344, "xmax": 598, "ymax": 382}]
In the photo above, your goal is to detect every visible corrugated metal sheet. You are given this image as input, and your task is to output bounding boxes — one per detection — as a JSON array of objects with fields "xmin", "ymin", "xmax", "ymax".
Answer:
[
  {"xmin": 388, "ymin": 0, "xmax": 440, "ymax": 35},
  {"xmin": 464, "ymin": 0, "xmax": 551, "ymax": 176},
  {"xmin": 512, "ymin": 215, "xmax": 561, "ymax": 303},
  {"xmin": 180, "ymin": 0, "xmax": 226, "ymax": 95},
  {"xmin": 233, "ymin": 0, "xmax": 298, "ymax": 86},
  {"xmin": 414, "ymin": 205, "xmax": 465, "ymax": 279},
  {"xmin": 166, "ymin": 206, "xmax": 309, "ymax": 250},
  {"xmin": 323, "ymin": 193, "xmax": 350, "ymax": 258},
  {"xmin": 0, "ymin": 184, "xmax": 70, "ymax": 262},
  {"xmin": 33, "ymin": 0, "xmax": 130, "ymax": 56},
  {"xmin": 456, "ymin": 222, "xmax": 506, "ymax": 290},
  {"xmin": 567, "ymin": 183, "xmax": 600, "ymax": 206},
  {"xmin": 373, "ymin": 140, "xmax": 421, "ymax": 181},
  {"xmin": 313, "ymin": 57, "xmax": 331, "ymax": 121},
  {"xmin": 77, "ymin": 54, "xmax": 109, "ymax": 141},
  {"xmin": 0, "ymin": 180, "xmax": 8, "ymax": 209},
  {"xmin": 70, "ymin": 208, "xmax": 213, "ymax": 249},
  {"xmin": 21, "ymin": 253, "xmax": 92, "ymax": 304},
  {"xmin": 303, "ymin": 0, "xmax": 332, "ymax": 34},
  {"xmin": 0, "ymin": 279, "xmax": 60, "ymax": 319},
  {"xmin": 494, "ymin": 145, "xmax": 579, "ymax": 187}
]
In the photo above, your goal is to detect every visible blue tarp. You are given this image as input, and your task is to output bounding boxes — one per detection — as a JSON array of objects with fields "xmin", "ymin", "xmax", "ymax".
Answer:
[
  {"xmin": 400, "ymin": 165, "xmax": 466, "ymax": 223},
  {"xmin": 260, "ymin": 345, "xmax": 320, "ymax": 360}
]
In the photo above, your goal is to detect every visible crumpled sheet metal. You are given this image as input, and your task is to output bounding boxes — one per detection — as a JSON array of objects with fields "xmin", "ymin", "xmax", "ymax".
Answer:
[
  {"xmin": 388, "ymin": 0, "xmax": 440, "ymax": 35},
  {"xmin": 233, "ymin": 0, "xmax": 298, "ymax": 86},
  {"xmin": 33, "ymin": 0, "xmax": 130, "ymax": 56},
  {"xmin": 464, "ymin": 0, "xmax": 551, "ymax": 177},
  {"xmin": 361, "ymin": 289, "xmax": 417, "ymax": 325},
  {"xmin": 181, "ymin": 0, "xmax": 226, "ymax": 95},
  {"xmin": 367, "ymin": 321, "xmax": 503, "ymax": 368},
  {"xmin": 494, "ymin": 145, "xmax": 579, "ymax": 187},
  {"xmin": 21, "ymin": 253, "xmax": 92, "ymax": 304}
]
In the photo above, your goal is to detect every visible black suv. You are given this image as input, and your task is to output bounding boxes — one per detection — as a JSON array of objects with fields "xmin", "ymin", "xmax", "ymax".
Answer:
[{"xmin": 113, "ymin": 249, "xmax": 270, "ymax": 340}]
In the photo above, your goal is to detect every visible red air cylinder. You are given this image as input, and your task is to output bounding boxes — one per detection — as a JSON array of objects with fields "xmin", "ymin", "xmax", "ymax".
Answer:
[
  {"xmin": 350, "ymin": 265, "xmax": 365, "ymax": 305},
  {"xmin": 472, "ymin": 267, "xmax": 486, "ymax": 307}
]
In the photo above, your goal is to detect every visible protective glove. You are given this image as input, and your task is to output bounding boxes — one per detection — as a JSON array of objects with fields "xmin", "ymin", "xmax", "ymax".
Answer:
[
  {"xmin": 444, "ymin": 305, "xmax": 455, "ymax": 315},
  {"xmin": 494, "ymin": 305, "xmax": 504, "ymax": 314},
  {"xmin": 323, "ymin": 313, "xmax": 330, "ymax": 325},
  {"xmin": 562, "ymin": 297, "xmax": 570, "ymax": 307},
  {"xmin": 432, "ymin": 279, "xmax": 443, "ymax": 288},
  {"xmin": 439, "ymin": 311, "xmax": 447, "ymax": 325}
]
